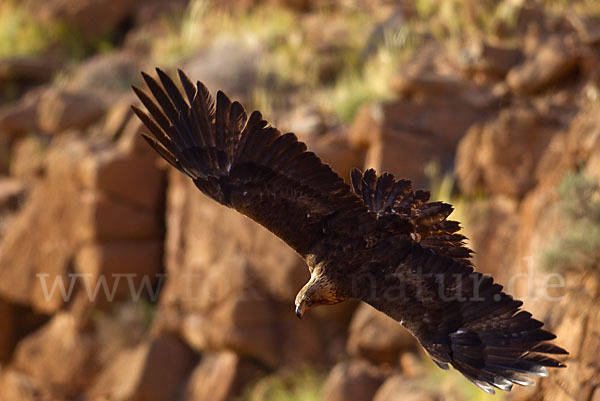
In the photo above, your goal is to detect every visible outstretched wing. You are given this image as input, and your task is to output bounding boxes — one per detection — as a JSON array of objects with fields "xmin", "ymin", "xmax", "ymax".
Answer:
[
  {"xmin": 132, "ymin": 68, "xmax": 371, "ymax": 258},
  {"xmin": 358, "ymin": 238, "xmax": 567, "ymax": 394},
  {"xmin": 351, "ymin": 168, "xmax": 472, "ymax": 264}
]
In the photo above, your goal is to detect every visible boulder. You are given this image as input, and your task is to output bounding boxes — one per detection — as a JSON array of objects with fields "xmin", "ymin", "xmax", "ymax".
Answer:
[
  {"xmin": 74, "ymin": 240, "xmax": 163, "ymax": 305},
  {"xmin": 183, "ymin": 351, "xmax": 264, "ymax": 401},
  {"xmin": 87, "ymin": 334, "xmax": 198, "ymax": 401},
  {"xmin": 0, "ymin": 92, "xmax": 40, "ymax": 137},
  {"xmin": 0, "ymin": 136, "xmax": 165, "ymax": 313},
  {"xmin": 347, "ymin": 303, "xmax": 418, "ymax": 366},
  {"xmin": 182, "ymin": 40, "xmax": 261, "ymax": 102},
  {"xmin": 75, "ymin": 190, "xmax": 161, "ymax": 241},
  {"xmin": 321, "ymin": 359, "xmax": 388, "ymax": 401},
  {"xmin": 64, "ymin": 52, "xmax": 140, "ymax": 98},
  {"xmin": 457, "ymin": 40, "xmax": 523, "ymax": 79},
  {"xmin": 78, "ymin": 149, "xmax": 166, "ymax": 210},
  {"xmin": 350, "ymin": 95, "xmax": 487, "ymax": 187},
  {"xmin": 462, "ymin": 197, "xmax": 521, "ymax": 287},
  {"xmin": 9, "ymin": 135, "xmax": 47, "ymax": 180},
  {"xmin": 506, "ymin": 36, "xmax": 579, "ymax": 94},
  {"xmin": 37, "ymin": 88, "xmax": 106, "ymax": 135},
  {"xmin": 455, "ymin": 105, "xmax": 559, "ymax": 198},
  {"xmin": 36, "ymin": 0, "xmax": 141, "ymax": 42},
  {"xmin": 0, "ymin": 369, "xmax": 52, "ymax": 401},
  {"xmin": 373, "ymin": 375, "xmax": 437, "ymax": 401},
  {"xmin": 12, "ymin": 313, "xmax": 95, "ymax": 398}
]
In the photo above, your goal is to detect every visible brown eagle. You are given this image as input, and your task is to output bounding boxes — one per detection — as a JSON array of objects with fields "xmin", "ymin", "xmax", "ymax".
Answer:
[{"xmin": 132, "ymin": 68, "xmax": 567, "ymax": 394}]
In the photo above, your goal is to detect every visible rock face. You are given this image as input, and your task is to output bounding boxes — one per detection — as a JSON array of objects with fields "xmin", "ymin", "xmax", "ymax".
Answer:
[
  {"xmin": 37, "ymin": 88, "xmax": 106, "ymax": 135},
  {"xmin": 455, "ymin": 105, "xmax": 559, "ymax": 199},
  {"xmin": 87, "ymin": 334, "xmax": 198, "ymax": 401},
  {"xmin": 0, "ymin": 136, "xmax": 165, "ymax": 314},
  {"xmin": 321, "ymin": 359, "xmax": 389, "ymax": 401},
  {"xmin": 183, "ymin": 351, "xmax": 264, "ymax": 401},
  {"xmin": 36, "ymin": 0, "xmax": 141, "ymax": 41},
  {"xmin": 506, "ymin": 36, "xmax": 578, "ymax": 94},
  {"xmin": 350, "ymin": 46, "xmax": 495, "ymax": 187},
  {"xmin": 13, "ymin": 313, "xmax": 96, "ymax": 399},
  {"xmin": 346, "ymin": 303, "xmax": 418, "ymax": 366}
]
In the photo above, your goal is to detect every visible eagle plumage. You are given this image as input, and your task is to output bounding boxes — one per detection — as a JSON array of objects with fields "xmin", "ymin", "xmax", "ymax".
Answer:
[{"xmin": 132, "ymin": 68, "xmax": 567, "ymax": 394}]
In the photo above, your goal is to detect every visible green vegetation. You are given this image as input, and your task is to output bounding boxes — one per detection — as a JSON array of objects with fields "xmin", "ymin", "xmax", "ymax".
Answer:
[
  {"xmin": 0, "ymin": 0, "xmax": 116, "ymax": 60},
  {"xmin": 542, "ymin": 171, "xmax": 600, "ymax": 271},
  {"xmin": 152, "ymin": 0, "xmax": 419, "ymax": 123},
  {"xmin": 0, "ymin": 2, "xmax": 50, "ymax": 58},
  {"xmin": 240, "ymin": 367, "xmax": 324, "ymax": 401}
]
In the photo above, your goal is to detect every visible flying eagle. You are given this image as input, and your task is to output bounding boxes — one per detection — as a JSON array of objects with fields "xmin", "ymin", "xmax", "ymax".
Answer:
[{"xmin": 131, "ymin": 68, "xmax": 567, "ymax": 394}]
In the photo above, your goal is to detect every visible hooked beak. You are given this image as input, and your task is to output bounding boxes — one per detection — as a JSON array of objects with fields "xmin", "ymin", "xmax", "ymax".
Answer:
[{"xmin": 295, "ymin": 303, "xmax": 305, "ymax": 319}]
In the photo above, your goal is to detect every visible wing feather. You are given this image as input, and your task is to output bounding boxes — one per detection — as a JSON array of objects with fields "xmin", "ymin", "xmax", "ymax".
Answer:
[
  {"xmin": 359, "ymin": 239, "xmax": 567, "ymax": 394},
  {"xmin": 351, "ymin": 168, "xmax": 473, "ymax": 264},
  {"xmin": 133, "ymin": 68, "xmax": 371, "ymax": 257}
]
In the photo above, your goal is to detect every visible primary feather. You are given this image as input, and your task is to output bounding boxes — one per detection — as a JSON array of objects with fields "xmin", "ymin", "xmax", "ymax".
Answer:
[{"xmin": 132, "ymin": 68, "xmax": 567, "ymax": 394}]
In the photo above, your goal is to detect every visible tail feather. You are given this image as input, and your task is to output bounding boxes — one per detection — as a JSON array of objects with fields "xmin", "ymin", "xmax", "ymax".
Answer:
[{"xmin": 444, "ymin": 321, "xmax": 567, "ymax": 394}]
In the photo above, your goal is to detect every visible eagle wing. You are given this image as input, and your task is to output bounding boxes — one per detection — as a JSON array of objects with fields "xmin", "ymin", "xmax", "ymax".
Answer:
[
  {"xmin": 350, "ymin": 168, "xmax": 472, "ymax": 264},
  {"xmin": 132, "ymin": 69, "xmax": 371, "ymax": 258},
  {"xmin": 357, "ymin": 237, "xmax": 567, "ymax": 394}
]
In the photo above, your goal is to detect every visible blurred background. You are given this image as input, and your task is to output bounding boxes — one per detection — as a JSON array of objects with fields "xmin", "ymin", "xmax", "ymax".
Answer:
[{"xmin": 0, "ymin": 0, "xmax": 597, "ymax": 400}]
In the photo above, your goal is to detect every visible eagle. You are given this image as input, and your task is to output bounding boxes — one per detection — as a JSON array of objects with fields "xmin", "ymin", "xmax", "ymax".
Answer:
[{"xmin": 131, "ymin": 68, "xmax": 567, "ymax": 394}]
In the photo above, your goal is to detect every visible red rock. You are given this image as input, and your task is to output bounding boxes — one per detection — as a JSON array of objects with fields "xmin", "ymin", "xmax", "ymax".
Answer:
[
  {"xmin": 74, "ymin": 240, "xmax": 163, "ymax": 305},
  {"xmin": 9, "ymin": 136, "xmax": 46, "ymax": 180},
  {"xmin": 12, "ymin": 313, "xmax": 95, "ymax": 398},
  {"xmin": 78, "ymin": 149, "xmax": 166, "ymax": 210},
  {"xmin": 506, "ymin": 36, "xmax": 578, "ymax": 94},
  {"xmin": 321, "ymin": 359, "xmax": 388, "ymax": 401},
  {"xmin": 36, "ymin": 0, "xmax": 141, "ymax": 42},
  {"xmin": 347, "ymin": 303, "xmax": 418, "ymax": 366},
  {"xmin": 37, "ymin": 88, "xmax": 106, "ymax": 134},
  {"xmin": 183, "ymin": 351, "xmax": 263, "ymax": 401},
  {"xmin": 75, "ymin": 190, "xmax": 161, "ymax": 241},
  {"xmin": 455, "ymin": 105, "xmax": 558, "ymax": 198},
  {"xmin": 87, "ymin": 334, "xmax": 197, "ymax": 401},
  {"xmin": 0, "ymin": 369, "xmax": 52, "ymax": 401}
]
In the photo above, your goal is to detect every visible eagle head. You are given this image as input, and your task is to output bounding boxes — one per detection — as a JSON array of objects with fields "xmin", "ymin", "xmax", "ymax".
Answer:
[{"xmin": 295, "ymin": 269, "xmax": 344, "ymax": 318}]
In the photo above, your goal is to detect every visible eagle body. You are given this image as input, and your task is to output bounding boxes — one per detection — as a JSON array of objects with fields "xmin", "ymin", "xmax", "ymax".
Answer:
[{"xmin": 132, "ymin": 68, "xmax": 567, "ymax": 394}]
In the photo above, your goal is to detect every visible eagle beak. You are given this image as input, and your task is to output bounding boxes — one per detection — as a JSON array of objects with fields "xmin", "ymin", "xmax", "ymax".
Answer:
[{"xmin": 295, "ymin": 303, "xmax": 305, "ymax": 319}]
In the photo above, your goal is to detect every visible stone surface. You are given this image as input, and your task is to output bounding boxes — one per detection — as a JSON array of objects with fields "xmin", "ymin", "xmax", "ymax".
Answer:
[
  {"xmin": 351, "ymin": 94, "xmax": 488, "ymax": 187},
  {"xmin": 0, "ymin": 92, "xmax": 40, "ymax": 137},
  {"xmin": 9, "ymin": 135, "xmax": 47, "ymax": 180},
  {"xmin": 78, "ymin": 149, "xmax": 166, "ymax": 210},
  {"xmin": 321, "ymin": 359, "xmax": 388, "ymax": 401},
  {"xmin": 36, "ymin": 0, "xmax": 141, "ymax": 41},
  {"xmin": 0, "ymin": 369, "xmax": 51, "ymax": 401},
  {"xmin": 75, "ymin": 190, "xmax": 161, "ymax": 241},
  {"xmin": 372, "ymin": 375, "xmax": 436, "ymax": 401},
  {"xmin": 74, "ymin": 240, "xmax": 163, "ymax": 305},
  {"xmin": 12, "ymin": 313, "xmax": 95, "ymax": 398},
  {"xmin": 87, "ymin": 334, "xmax": 198, "ymax": 401},
  {"xmin": 455, "ymin": 105, "xmax": 558, "ymax": 198},
  {"xmin": 37, "ymin": 88, "xmax": 106, "ymax": 134},
  {"xmin": 183, "ymin": 351, "xmax": 263, "ymax": 401},
  {"xmin": 347, "ymin": 303, "xmax": 418, "ymax": 366},
  {"xmin": 506, "ymin": 36, "xmax": 578, "ymax": 94}
]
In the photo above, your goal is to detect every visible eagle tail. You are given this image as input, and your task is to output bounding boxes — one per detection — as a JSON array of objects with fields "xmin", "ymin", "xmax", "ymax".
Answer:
[
  {"xmin": 422, "ymin": 300, "xmax": 568, "ymax": 395},
  {"xmin": 350, "ymin": 168, "xmax": 472, "ymax": 264}
]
